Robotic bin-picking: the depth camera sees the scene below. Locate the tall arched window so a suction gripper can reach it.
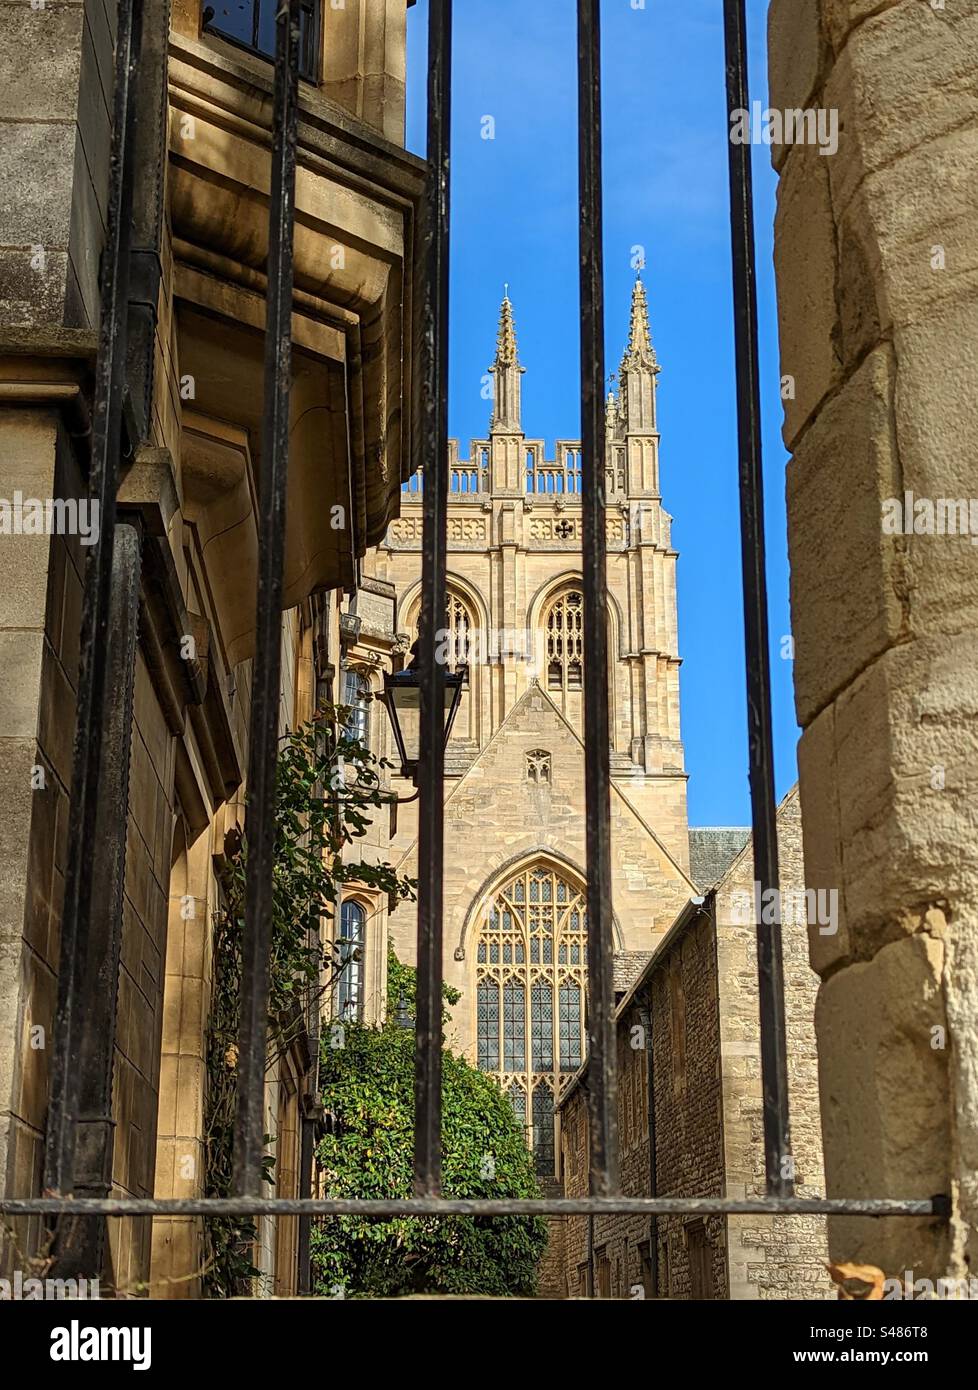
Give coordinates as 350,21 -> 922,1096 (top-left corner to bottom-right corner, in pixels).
544,590 -> 584,693
443,593 -> 471,672
475,863 -> 586,1175
341,667 -> 370,747
336,900 -> 366,1019
412,591 -> 472,672
413,590 -> 475,740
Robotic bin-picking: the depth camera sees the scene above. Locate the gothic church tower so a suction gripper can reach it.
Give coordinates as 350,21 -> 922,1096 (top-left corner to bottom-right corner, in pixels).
366,280 -> 695,1175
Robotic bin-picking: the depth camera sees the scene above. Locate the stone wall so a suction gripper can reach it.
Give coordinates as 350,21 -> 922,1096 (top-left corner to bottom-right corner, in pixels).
0,0 -> 115,328
0,412 -> 84,1268
559,905 -> 724,1299
648,908 -> 727,1298
769,0 -> 977,1277
556,788 -> 830,1299
716,789 -> 832,1300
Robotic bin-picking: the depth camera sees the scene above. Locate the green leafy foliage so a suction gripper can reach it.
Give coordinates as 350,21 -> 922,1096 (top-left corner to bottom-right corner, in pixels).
202,707 -> 417,1297
312,950 -> 547,1298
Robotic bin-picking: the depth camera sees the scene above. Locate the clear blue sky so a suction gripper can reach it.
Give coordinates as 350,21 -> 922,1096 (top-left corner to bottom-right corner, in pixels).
405,0 -> 796,828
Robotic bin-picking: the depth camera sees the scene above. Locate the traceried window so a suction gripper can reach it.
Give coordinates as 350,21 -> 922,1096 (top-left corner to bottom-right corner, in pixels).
414,592 -> 471,673
475,863 -> 586,1176
526,749 -> 551,784
414,590 -> 474,741
544,590 -> 584,693
336,899 -> 365,1020
442,593 -> 471,671
202,0 -> 320,81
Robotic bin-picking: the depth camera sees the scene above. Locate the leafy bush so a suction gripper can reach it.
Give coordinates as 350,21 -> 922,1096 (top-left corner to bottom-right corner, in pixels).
312,950 -> 547,1297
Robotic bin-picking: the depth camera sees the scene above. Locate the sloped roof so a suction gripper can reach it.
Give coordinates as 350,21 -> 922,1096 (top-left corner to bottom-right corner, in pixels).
688,826 -> 751,891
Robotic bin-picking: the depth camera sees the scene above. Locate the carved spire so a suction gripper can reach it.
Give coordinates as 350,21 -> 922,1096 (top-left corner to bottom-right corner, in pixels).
489,287 -> 525,432
616,274 -> 659,437
619,274 -> 658,374
495,286 -> 520,366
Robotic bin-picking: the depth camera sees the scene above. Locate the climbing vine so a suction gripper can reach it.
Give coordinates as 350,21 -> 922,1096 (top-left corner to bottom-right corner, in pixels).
202,706 -> 416,1297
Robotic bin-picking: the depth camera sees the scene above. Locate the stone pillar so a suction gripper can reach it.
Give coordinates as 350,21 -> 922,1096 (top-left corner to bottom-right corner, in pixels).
769,0 -> 978,1277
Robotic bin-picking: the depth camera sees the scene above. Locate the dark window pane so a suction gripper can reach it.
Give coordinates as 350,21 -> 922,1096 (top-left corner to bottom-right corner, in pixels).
532,1084 -> 555,1175
531,981 -> 553,1071
478,979 -> 500,1072
503,981 -> 526,1073
204,0 -> 319,81
559,983 -> 582,1072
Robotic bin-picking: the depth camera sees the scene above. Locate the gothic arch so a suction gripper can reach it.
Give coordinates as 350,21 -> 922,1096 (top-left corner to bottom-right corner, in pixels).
399,572 -> 488,744
396,570 -> 491,642
525,571 -> 626,663
464,851 -> 622,1176
455,847 -> 623,961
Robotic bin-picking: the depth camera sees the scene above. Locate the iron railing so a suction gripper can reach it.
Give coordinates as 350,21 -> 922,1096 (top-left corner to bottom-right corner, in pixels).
5,0 -> 946,1268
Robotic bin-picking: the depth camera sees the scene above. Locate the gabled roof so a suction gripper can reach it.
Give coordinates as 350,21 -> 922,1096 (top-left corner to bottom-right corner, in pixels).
392,678 -> 698,895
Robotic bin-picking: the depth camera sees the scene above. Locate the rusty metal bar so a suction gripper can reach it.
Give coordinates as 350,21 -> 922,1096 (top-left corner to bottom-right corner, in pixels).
722,0 -> 793,1198
44,0 -> 146,1198
413,0 -> 452,1197
51,521 -> 142,1279
233,0 -> 302,1197
577,0 -> 619,1197
0,1196 -> 948,1219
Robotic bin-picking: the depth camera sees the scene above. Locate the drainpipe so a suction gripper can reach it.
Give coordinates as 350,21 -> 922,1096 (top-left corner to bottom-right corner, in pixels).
638,988 -> 658,1296
51,521 -> 143,1281
126,0 -> 171,442
587,1213 -> 594,1299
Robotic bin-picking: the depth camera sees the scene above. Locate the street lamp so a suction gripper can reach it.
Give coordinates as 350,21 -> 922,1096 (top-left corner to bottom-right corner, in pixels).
379,639 -> 467,786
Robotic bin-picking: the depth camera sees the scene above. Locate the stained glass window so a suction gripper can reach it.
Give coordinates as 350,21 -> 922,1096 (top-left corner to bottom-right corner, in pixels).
478,979 -> 500,1071
531,982 -> 554,1071
503,982 -> 526,1073
559,983 -> 583,1072
416,592 -> 471,672
474,862 -> 587,1177
532,1083 -> 555,1175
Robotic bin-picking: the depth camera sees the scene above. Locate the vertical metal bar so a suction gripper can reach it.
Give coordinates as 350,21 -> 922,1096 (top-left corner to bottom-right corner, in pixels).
721,0 -> 793,1197
414,0 -> 452,1197
126,0 -> 172,442
577,0 -> 619,1197
233,0 -> 301,1197
51,521 -> 142,1279
296,1113 -> 314,1294
44,0 -> 145,1198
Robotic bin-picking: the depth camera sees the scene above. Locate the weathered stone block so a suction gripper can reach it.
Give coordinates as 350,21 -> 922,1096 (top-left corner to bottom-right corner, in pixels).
0,5 -> 84,124
825,2 -> 978,216
773,140 -> 842,447
797,707 -> 851,975
768,0 -> 826,120
816,933 -> 950,1275
833,633 -> 978,945
787,346 -> 904,726
0,122 -> 76,247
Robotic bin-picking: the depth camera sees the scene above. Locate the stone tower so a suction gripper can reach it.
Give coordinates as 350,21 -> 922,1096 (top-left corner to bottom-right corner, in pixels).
367,279 -> 695,1175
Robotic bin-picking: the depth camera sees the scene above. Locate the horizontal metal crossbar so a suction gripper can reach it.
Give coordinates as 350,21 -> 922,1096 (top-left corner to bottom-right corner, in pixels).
0,1197 -> 947,1218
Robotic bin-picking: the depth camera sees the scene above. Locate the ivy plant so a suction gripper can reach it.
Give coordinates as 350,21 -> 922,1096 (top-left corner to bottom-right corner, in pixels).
202,706 -> 416,1297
